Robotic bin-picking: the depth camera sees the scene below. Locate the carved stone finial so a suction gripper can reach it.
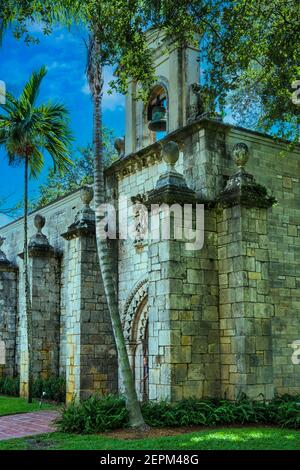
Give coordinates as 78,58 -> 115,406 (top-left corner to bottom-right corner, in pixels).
34,214 -> 46,233
219,142 -> 276,209
232,142 -> 250,169
80,185 -> 93,208
162,141 -> 179,169
61,186 -> 95,240
146,140 -> 196,206
0,236 -> 9,264
114,137 -> 125,158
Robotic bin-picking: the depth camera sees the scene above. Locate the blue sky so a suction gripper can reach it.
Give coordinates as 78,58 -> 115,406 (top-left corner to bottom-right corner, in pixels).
0,24 -> 125,226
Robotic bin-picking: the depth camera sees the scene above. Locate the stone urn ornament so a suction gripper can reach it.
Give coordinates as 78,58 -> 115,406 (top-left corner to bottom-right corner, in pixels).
162,141 -> 180,169
80,185 -> 94,208
67,185 -> 95,231
29,214 -> 49,248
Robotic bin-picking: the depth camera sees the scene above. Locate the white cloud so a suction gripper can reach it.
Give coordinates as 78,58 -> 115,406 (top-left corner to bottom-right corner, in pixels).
27,21 -> 45,33
81,81 -> 90,95
0,213 -> 14,228
47,61 -> 69,71
81,67 -> 125,111
55,33 -> 65,42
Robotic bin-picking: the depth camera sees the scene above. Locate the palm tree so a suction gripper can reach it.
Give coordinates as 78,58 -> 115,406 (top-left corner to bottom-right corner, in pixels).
86,33 -> 147,430
0,66 -> 72,402
1,5 -> 147,428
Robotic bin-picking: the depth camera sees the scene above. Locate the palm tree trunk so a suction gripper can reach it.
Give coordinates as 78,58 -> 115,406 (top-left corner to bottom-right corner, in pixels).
24,154 -> 33,403
91,44 -> 146,429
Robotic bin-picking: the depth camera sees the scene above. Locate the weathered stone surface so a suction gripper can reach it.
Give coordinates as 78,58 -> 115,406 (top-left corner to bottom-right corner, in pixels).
0,43 -> 300,402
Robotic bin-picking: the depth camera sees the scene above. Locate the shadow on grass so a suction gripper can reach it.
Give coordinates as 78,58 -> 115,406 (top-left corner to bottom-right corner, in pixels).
1,427 -> 299,451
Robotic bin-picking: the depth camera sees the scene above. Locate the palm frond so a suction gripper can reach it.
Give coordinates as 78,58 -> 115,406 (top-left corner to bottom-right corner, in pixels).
29,147 -> 44,179
0,66 -> 73,179
0,92 -> 19,116
19,66 -> 47,109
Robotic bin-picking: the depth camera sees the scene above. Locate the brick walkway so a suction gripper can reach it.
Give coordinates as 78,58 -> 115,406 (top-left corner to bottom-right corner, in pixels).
0,410 -> 59,441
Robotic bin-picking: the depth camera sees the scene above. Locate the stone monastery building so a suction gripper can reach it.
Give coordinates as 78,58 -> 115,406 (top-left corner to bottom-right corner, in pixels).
0,31 -> 300,403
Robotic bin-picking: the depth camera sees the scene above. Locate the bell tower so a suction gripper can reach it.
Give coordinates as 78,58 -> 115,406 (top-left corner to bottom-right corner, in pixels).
125,29 -> 200,156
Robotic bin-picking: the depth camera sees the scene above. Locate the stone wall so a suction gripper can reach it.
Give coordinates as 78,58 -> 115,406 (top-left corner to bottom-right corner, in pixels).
0,265 -> 18,377
225,127 -> 300,396
147,209 -> 220,401
0,118 -> 299,401
117,156 -> 183,320
29,251 -> 60,379
217,206 -> 274,399
0,190 -> 83,381
64,233 -> 118,402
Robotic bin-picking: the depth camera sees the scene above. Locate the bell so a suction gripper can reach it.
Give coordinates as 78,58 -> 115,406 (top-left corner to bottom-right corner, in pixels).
148,104 -> 167,132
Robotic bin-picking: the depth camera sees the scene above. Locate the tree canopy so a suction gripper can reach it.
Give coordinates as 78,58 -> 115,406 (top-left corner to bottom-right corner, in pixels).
0,0 -> 299,142
31,131 -> 116,210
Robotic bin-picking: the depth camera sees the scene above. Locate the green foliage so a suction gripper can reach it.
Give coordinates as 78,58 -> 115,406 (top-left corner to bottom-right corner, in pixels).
32,376 -> 66,403
0,375 -> 65,402
0,65 -> 73,177
0,1 -> 157,97
57,395 -> 129,433
58,394 -> 300,434
0,376 -> 19,396
30,135 -> 117,210
1,1 -> 299,142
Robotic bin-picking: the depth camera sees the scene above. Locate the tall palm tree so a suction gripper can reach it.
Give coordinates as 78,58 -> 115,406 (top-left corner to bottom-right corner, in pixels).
0,66 -> 72,402
86,33 -> 146,429
0,4 -> 147,428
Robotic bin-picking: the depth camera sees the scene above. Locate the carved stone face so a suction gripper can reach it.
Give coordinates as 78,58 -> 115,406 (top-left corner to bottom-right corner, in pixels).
0,236 -> 5,248
114,137 -> 125,156
232,142 -> 250,168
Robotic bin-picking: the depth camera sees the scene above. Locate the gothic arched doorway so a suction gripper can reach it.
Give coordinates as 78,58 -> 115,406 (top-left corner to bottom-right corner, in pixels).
131,298 -> 149,401
122,278 -> 149,401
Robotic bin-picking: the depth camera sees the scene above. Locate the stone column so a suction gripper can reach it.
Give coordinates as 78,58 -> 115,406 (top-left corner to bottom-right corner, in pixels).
218,143 -> 275,400
147,141 -> 220,401
61,186 -> 117,402
19,215 -> 60,397
0,237 -> 18,377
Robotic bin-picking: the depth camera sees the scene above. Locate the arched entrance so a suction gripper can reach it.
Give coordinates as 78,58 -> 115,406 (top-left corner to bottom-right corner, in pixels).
131,298 -> 149,401
122,278 -> 149,401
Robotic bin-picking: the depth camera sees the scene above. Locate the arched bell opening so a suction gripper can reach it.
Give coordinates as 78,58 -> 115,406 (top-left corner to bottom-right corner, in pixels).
146,84 -> 168,144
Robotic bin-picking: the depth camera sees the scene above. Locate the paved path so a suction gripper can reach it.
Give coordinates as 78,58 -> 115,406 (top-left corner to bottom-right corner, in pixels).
0,410 -> 59,441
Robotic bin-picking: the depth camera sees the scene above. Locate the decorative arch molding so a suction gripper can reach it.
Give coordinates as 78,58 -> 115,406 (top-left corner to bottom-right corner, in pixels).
122,277 -> 148,342
154,75 -> 170,97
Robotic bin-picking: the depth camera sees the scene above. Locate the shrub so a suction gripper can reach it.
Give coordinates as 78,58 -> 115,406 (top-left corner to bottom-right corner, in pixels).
32,376 -> 66,402
57,394 -> 300,434
57,395 -> 129,433
0,375 -> 66,402
0,376 -> 19,396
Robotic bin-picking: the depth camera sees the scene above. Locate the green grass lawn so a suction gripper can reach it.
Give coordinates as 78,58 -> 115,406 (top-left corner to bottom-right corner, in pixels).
0,395 -> 58,416
0,427 -> 300,450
